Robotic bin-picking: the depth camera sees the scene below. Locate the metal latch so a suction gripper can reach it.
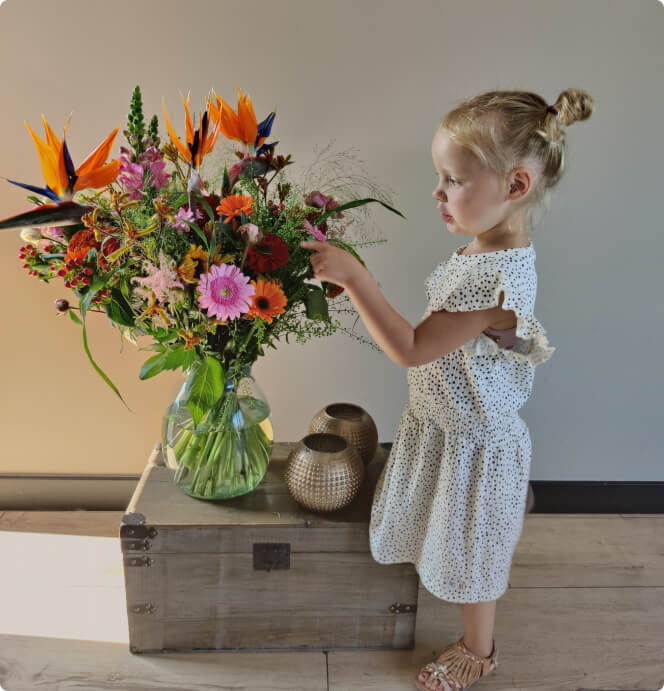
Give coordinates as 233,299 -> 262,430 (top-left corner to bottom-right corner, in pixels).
389,602 -> 417,614
124,555 -> 154,567
253,543 -> 290,571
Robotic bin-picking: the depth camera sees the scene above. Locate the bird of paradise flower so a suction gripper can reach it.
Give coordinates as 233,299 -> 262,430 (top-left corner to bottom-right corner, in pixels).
0,113 -> 121,230
163,85 -> 279,203
162,90 -> 224,201
208,85 -> 278,158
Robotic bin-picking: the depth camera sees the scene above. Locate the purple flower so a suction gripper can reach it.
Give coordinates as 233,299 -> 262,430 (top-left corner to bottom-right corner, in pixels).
305,190 -> 344,218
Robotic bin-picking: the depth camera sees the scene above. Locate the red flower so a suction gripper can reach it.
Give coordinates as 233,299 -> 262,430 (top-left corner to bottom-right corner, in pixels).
246,233 -> 289,273
326,284 -> 345,298
98,236 -> 123,271
304,210 -> 329,235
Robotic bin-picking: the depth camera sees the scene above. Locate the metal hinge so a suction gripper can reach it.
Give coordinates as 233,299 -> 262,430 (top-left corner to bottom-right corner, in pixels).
130,603 -> 156,615
389,602 -> 417,614
120,517 -> 158,552
120,522 -> 158,540
123,555 -> 154,567
122,538 -> 153,551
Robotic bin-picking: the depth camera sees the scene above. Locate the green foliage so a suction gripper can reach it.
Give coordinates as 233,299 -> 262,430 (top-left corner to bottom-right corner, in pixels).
126,85 -> 146,159
147,115 -> 160,147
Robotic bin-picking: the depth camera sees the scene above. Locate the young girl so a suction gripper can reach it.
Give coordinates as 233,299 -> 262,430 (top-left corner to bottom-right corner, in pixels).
300,87 -> 593,690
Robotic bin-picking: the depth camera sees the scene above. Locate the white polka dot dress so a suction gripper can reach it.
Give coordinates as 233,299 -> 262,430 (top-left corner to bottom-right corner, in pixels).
369,240 -> 555,603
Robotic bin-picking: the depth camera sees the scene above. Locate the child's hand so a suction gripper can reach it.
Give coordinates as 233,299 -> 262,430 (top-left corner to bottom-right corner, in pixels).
299,240 -> 363,288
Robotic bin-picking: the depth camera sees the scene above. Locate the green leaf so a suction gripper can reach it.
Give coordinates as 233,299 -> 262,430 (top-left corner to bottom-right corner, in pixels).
178,218 -> 209,250
68,310 -> 83,326
199,196 -> 216,223
81,315 -> 132,411
312,197 -> 406,228
104,289 -> 135,327
185,355 -> 224,427
181,347 -> 197,371
80,276 -> 105,320
163,345 -> 186,370
139,351 -> 168,380
305,285 -> 329,321
0,200 -> 93,231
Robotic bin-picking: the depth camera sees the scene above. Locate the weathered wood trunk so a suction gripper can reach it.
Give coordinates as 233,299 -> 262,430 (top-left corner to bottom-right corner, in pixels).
121,442 -> 419,654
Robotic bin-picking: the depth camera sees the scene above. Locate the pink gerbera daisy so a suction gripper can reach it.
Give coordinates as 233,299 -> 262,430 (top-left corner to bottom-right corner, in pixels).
197,263 -> 256,321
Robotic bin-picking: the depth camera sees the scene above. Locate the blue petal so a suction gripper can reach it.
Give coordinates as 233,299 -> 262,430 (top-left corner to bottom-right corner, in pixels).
257,112 -> 276,138
255,140 -> 278,157
62,139 -> 78,193
5,178 -> 60,201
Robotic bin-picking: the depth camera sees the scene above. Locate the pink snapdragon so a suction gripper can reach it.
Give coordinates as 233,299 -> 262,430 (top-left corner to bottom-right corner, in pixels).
138,145 -> 171,190
118,146 -> 145,200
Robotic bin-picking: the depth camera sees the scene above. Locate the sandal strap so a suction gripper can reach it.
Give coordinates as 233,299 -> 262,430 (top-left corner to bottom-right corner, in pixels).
430,637 -> 497,687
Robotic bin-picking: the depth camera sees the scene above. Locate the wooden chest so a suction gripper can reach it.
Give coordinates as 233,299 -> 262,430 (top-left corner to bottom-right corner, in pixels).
120,441 -> 419,654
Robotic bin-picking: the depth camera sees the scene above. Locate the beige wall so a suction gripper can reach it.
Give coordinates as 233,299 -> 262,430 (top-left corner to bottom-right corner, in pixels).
0,0 -> 661,479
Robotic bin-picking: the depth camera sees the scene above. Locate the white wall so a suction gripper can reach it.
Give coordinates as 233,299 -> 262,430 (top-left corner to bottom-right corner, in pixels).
0,0 -> 661,479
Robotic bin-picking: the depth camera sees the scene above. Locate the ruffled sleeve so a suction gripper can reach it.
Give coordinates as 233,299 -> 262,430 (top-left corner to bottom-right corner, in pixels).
424,254 -> 555,366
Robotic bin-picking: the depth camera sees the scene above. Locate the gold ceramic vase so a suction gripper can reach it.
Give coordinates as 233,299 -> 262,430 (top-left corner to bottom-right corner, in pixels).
284,433 -> 365,512
308,403 -> 378,466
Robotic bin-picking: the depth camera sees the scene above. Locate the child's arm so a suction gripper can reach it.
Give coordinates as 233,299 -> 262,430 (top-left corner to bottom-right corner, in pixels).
407,297 -> 510,366
346,270 -> 509,368
301,239 -> 508,368
344,269 -> 416,368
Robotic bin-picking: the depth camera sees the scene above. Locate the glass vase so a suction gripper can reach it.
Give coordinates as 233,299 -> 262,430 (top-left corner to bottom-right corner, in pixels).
161,361 -> 274,499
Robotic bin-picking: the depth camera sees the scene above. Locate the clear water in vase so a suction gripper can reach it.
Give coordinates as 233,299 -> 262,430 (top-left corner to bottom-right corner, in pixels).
162,362 -> 273,500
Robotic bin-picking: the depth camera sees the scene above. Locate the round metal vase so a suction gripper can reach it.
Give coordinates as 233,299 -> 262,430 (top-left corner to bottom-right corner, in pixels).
308,403 -> 378,466
284,433 -> 365,512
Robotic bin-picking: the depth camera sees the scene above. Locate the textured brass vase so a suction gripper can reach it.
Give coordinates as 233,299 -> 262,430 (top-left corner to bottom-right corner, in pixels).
284,433 -> 365,512
308,403 -> 378,466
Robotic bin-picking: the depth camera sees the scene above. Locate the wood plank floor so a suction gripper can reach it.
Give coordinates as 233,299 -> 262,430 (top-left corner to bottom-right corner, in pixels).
0,511 -> 662,690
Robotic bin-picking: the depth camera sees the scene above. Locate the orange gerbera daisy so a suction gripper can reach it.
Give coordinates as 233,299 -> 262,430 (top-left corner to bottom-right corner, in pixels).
216,194 -> 254,231
245,278 -> 287,324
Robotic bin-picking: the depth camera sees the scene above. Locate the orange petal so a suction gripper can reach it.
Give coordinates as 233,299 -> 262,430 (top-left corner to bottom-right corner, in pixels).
74,159 -> 120,191
181,90 -> 194,150
217,95 -> 242,141
236,85 -> 258,145
75,126 -> 120,178
204,96 -> 223,156
163,98 -> 191,163
24,118 -> 62,196
41,113 -> 61,152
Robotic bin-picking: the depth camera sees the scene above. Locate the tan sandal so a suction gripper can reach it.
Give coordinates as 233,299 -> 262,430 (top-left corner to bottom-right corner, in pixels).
414,636 -> 498,690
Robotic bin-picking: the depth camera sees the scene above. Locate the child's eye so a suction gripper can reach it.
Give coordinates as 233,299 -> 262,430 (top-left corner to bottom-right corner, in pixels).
436,175 -> 459,185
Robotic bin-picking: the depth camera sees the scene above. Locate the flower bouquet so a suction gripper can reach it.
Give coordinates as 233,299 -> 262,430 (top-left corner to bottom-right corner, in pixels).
0,84 -> 405,499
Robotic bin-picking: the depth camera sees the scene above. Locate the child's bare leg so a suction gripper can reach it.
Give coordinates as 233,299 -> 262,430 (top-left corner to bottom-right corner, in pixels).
460,600 -> 496,658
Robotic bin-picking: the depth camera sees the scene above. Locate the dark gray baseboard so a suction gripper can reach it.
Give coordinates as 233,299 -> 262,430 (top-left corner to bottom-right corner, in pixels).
1,441 -> 662,512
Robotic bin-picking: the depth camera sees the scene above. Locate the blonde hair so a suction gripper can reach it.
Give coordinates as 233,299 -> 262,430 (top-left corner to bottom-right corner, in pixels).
438,88 -> 594,235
